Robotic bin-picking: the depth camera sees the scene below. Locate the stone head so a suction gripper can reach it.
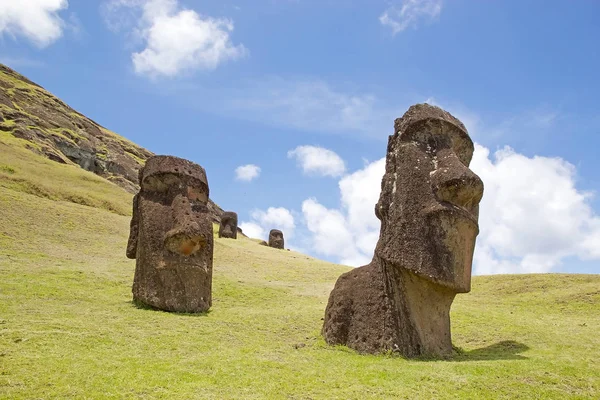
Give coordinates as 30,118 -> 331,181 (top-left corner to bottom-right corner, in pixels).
135,155 -> 209,257
219,211 -> 238,239
126,155 -> 213,312
374,104 -> 484,293
268,229 -> 284,249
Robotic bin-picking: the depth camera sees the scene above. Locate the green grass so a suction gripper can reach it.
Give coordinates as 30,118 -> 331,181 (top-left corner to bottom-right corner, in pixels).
0,119 -> 16,131
0,134 -> 131,215
48,127 -> 84,145
0,138 -> 599,399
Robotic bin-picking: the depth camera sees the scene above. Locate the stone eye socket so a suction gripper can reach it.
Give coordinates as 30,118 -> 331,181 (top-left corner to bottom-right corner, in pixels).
402,130 -> 473,166
401,130 -> 444,154
142,173 -> 181,192
187,185 -> 208,204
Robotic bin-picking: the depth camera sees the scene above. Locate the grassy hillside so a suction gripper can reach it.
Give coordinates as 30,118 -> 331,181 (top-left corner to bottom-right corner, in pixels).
0,64 -> 152,193
1,134 -> 599,399
0,64 -> 225,221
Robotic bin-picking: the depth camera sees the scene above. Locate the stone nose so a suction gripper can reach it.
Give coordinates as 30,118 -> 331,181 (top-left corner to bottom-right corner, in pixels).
165,194 -> 206,256
430,150 -> 484,211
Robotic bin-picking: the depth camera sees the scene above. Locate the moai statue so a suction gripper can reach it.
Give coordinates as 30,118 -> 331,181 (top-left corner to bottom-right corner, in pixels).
218,212 -> 238,239
322,104 -> 484,358
126,155 -> 213,313
268,229 -> 284,249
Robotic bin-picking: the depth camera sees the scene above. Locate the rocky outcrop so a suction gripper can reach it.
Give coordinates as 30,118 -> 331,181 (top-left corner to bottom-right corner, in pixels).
0,64 -> 223,221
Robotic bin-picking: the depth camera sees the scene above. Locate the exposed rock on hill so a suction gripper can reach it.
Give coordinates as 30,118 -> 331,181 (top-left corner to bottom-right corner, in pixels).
0,64 -> 223,221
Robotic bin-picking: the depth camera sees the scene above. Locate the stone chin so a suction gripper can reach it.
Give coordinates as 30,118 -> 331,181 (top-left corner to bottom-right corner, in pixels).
374,202 -> 479,294
425,207 -> 479,293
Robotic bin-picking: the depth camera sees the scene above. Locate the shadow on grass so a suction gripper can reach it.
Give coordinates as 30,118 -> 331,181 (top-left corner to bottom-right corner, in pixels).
449,340 -> 530,361
129,300 -> 212,317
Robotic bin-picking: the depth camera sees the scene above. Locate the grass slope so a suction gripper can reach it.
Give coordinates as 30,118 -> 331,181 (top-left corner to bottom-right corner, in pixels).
1,136 -> 599,399
0,64 -> 151,183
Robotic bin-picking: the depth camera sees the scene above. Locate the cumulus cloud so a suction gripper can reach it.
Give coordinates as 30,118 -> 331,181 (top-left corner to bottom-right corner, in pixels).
238,222 -> 264,240
251,207 -> 296,238
103,0 -> 247,77
288,145 -> 346,177
380,0 -> 442,35
470,144 -> 600,274
297,144 -> 600,274
235,164 -> 261,182
302,198 -> 372,267
300,159 -> 385,267
240,207 -> 296,241
0,0 -> 69,47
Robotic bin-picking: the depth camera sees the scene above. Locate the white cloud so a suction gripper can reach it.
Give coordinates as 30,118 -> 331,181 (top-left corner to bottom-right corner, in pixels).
302,198 -> 372,267
380,0 -> 442,35
238,222 -> 264,240
240,207 -> 296,242
235,164 -> 261,182
0,0 -> 69,47
288,145 -> 346,177
251,207 -> 296,238
470,144 -> 600,274
296,143 -> 600,274
103,0 -> 247,77
339,158 -> 386,254
300,158 -> 384,267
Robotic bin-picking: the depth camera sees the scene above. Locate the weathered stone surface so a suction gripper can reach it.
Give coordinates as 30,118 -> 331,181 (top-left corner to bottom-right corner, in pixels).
322,103 -> 484,358
268,229 -> 284,249
0,63 -> 225,222
127,155 -> 213,313
218,211 -> 238,239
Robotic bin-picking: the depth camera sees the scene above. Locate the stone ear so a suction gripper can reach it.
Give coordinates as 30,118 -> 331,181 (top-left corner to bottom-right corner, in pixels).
126,194 -> 139,259
375,202 -> 382,220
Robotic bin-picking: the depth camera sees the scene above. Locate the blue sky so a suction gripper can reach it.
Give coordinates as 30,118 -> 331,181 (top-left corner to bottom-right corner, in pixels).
1,0 -> 599,274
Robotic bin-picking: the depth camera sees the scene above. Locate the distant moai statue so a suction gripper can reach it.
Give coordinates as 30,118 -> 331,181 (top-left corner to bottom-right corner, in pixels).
322,104 -> 484,358
126,155 -> 213,313
218,212 -> 238,239
268,229 -> 284,249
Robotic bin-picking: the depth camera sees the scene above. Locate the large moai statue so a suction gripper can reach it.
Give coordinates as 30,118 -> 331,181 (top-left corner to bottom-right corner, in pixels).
126,155 -> 214,313
322,104 -> 484,358
218,211 -> 238,239
268,229 -> 284,249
